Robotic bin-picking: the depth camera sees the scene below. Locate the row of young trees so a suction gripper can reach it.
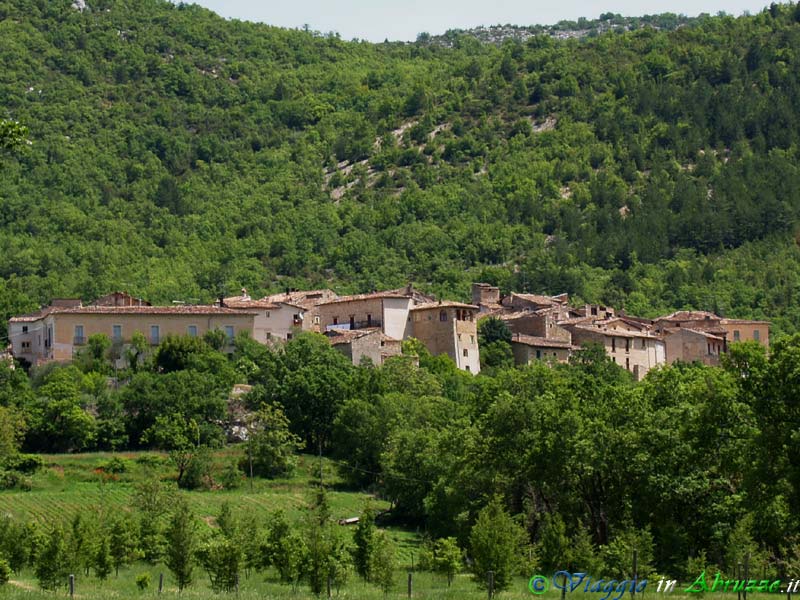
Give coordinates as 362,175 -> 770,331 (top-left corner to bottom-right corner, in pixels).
0,476 -> 557,595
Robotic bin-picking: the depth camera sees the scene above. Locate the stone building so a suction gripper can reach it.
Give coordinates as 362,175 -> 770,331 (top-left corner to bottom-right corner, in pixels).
324,328 -> 402,366
409,301 -> 481,373
510,333 -> 573,364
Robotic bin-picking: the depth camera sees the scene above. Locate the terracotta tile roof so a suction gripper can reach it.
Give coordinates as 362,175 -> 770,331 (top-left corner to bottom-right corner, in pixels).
410,301 -> 479,311
322,291 -> 412,305
511,334 -> 572,348
657,310 -> 721,322
12,305 -> 256,320
570,323 -> 662,339
324,327 -> 399,345
223,296 -> 280,309
264,289 -> 337,309
9,308 -> 56,323
507,292 -> 566,305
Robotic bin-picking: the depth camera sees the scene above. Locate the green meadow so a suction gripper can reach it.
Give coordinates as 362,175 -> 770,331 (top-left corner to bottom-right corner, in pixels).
1,451 -> 792,599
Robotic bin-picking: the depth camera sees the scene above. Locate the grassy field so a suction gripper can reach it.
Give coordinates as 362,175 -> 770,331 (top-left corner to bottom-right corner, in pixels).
4,569 -> 792,600
2,451 -> 789,598
0,450 -> 385,526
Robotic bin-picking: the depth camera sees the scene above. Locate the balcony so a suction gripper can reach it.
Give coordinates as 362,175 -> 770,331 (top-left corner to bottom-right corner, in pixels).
73,336 -> 86,345
328,319 -> 382,331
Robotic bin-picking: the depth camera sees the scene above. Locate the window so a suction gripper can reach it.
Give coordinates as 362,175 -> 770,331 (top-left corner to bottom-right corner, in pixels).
625,338 -> 630,353
465,365 -> 470,372
463,348 -> 468,357
224,326 -> 235,342
591,307 -> 597,316
150,325 -> 160,345
314,316 -> 320,324
471,335 -> 475,344
733,330 -> 740,341
641,339 -> 646,349
367,314 -> 372,326
707,343 -> 712,355
21,341 -> 30,350
74,325 -> 85,345
439,310 -> 448,322
754,329 -> 760,341
187,325 -> 198,338
266,332 -> 272,340
349,316 -> 355,329
286,333 -> 292,340
265,311 -> 270,318
626,358 -> 630,371
611,337 -> 616,352
536,350 -> 541,359
333,317 -> 338,325
112,325 -> 122,341
22,326 -> 28,333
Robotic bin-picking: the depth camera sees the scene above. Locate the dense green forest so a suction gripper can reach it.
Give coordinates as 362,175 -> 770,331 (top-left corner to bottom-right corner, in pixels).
2,0 -> 800,341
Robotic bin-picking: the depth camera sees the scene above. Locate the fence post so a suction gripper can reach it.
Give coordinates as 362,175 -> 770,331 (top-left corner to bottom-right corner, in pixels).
737,563 -> 743,600
562,572 -> 568,600
632,549 -> 638,599
408,572 -> 413,598
69,574 -> 74,598
488,571 -> 495,599
158,572 -> 164,595
744,554 -> 750,600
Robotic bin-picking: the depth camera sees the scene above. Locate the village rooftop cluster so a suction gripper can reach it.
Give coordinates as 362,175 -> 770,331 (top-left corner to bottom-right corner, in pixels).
7,284 -> 769,379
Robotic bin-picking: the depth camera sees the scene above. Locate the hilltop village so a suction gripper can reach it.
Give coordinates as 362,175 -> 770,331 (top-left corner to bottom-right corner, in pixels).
7,284 -> 769,380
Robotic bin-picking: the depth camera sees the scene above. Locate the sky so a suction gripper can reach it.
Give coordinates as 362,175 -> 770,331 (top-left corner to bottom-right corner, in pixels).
190,0 -> 772,42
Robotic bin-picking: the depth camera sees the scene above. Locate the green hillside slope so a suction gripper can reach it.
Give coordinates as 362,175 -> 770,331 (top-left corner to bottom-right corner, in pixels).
2,0 -> 800,336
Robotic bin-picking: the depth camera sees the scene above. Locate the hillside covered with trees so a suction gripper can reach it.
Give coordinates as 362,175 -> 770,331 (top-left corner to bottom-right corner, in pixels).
2,0 -> 800,339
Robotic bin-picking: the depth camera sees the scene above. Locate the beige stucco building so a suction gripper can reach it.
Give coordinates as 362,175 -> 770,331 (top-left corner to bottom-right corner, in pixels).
223,291 -> 311,343
563,317 -> 666,380
720,318 -> 769,348
9,295 -> 256,366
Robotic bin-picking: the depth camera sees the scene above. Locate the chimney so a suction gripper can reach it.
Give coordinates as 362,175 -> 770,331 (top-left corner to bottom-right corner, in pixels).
472,282 -> 500,307
218,295 -> 225,307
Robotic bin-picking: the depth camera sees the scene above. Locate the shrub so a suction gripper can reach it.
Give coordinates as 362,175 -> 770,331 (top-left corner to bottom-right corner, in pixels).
0,558 -> 11,585
102,457 -> 129,474
220,460 -> 243,490
135,572 -> 151,591
4,454 -> 43,473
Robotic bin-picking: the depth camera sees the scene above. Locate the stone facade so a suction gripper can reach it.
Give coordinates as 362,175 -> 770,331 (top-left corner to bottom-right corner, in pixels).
662,328 -> 725,366
325,328 -> 402,366
510,333 -> 572,364
409,302 -> 481,373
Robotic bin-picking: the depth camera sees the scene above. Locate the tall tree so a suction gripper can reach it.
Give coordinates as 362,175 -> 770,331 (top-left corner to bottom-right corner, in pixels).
164,498 -> 196,592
